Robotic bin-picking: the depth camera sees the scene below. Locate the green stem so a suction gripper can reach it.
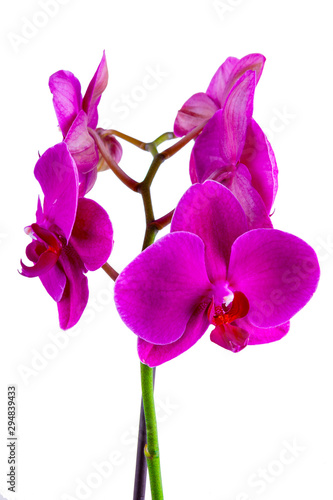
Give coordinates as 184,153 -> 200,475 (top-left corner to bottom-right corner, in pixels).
140,363 -> 164,500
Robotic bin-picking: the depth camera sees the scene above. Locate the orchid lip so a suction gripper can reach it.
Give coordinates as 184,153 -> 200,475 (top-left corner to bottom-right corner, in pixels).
20,224 -> 63,278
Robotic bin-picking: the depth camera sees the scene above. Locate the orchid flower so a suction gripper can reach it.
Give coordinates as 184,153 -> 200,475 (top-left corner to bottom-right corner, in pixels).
174,53 -> 265,137
191,70 -> 277,229
20,142 -> 113,329
114,181 -> 319,367
49,51 -> 122,196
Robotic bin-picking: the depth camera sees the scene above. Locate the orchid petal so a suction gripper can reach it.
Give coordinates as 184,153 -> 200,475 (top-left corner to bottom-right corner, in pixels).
78,168 -> 98,197
235,317 -> 290,345
65,111 -> 99,174
241,119 -> 278,212
206,56 -> 239,105
229,164 -> 273,229
49,70 -> 82,137
208,54 -> 265,107
171,181 -> 248,282
34,143 -> 78,241
192,71 -> 255,182
174,92 -> 218,137
138,303 -> 210,367
57,246 -> 88,330
82,51 -> 108,129
70,198 -> 113,271
114,232 -> 212,345
228,229 -> 320,328
219,70 -> 256,164
210,323 -> 249,353
20,250 -> 59,278
23,237 -> 66,301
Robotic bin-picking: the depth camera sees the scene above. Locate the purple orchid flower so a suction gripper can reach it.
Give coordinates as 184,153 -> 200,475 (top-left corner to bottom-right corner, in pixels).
174,53 -> 265,137
49,51 -> 122,196
191,70 -> 278,229
114,181 -> 319,367
20,142 -> 113,329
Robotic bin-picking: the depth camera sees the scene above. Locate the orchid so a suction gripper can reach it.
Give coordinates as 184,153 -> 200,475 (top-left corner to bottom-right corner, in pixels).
114,181 -> 319,367
174,52 -> 265,137
190,70 -> 278,229
49,51 -> 122,196
20,142 -> 113,329
18,50 -> 322,500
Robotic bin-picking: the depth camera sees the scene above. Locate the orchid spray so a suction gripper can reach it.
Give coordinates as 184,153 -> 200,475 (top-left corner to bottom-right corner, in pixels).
20,52 -> 320,499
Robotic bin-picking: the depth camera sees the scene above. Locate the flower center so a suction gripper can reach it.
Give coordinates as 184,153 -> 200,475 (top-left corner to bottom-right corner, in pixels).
209,291 -> 249,326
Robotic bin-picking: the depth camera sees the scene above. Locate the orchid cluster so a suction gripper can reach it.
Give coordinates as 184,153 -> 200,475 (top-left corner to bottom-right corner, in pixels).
20,52 -> 320,499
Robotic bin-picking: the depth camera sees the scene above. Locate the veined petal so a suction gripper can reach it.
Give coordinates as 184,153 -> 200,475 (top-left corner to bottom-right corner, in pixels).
78,168 -> 98,197
57,245 -> 88,329
65,111 -> 99,174
208,53 -> 265,107
22,236 -> 66,301
82,51 -> 108,129
70,198 -> 113,271
219,70 -> 255,164
241,119 -> 278,213
228,229 -> 320,328
171,181 -> 248,282
34,143 -> 79,241
138,303 -> 210,367
49,70 -> 82,137
206,56 -> 239,105
20,250 -> 59,278
192,109 -> 229,183
174,92 -> 218,137
210,323 -> 249,353
229,164 -> 273,229
235,317 -> 290,345
114,232 -> 212,345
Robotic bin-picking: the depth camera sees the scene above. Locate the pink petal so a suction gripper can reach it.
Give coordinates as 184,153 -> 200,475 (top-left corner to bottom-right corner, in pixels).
34,143 -> 78,241
210,323 -> 249,353
114,232 -> 212,345
174,92 -> 218,137
228,229 -> 320,328
219,70 -> 256,164
192,71 -> 256,183
171,181 -> 248,282
82,51 -> 108,129
23,240 -> 66,301
70,198 -> 113,271
206,56 -> 239,105
210,53 -> 265,107
236,317 -> 290,345
138,303 -> 210,367
78,168 -> 98,197
241,119 -> 278,213
40,265 -> 67,302
229,164 -> 273,229
49,70 -> 82,137
65,111 -> 99,174
57,246 -> 88,330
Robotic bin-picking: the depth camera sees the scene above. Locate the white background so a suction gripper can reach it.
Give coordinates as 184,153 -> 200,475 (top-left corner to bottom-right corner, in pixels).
1,0 -> 332,499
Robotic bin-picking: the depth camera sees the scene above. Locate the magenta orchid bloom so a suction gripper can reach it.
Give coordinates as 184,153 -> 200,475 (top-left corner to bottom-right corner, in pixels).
114,181 -> 319,367
49,51 -> 122,196
190,70 -> 277,229
174,53 -> 265,137
20,143 -> 113,329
